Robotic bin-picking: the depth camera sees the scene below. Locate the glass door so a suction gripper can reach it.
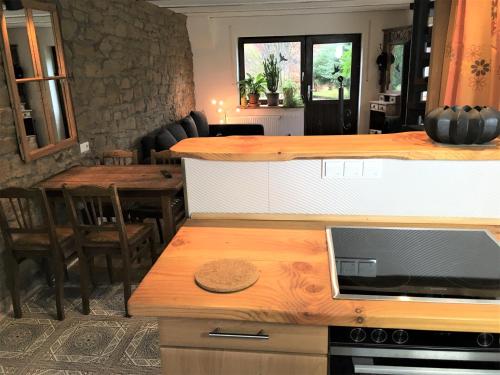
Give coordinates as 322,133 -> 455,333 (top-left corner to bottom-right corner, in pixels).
304,34 -> 361,135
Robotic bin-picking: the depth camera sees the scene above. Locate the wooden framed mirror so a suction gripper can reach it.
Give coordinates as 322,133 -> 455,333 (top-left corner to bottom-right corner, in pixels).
380,25 -> 412,125
1,0 -> 77,161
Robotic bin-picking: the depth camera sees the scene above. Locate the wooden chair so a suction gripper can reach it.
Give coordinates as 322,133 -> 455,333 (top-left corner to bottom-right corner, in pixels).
94,149 -> 139,221
62,184 -> 155,317
99,150 -> 138,165
151,149 -> 178,165
0,187 -> 75,320
128,150 -> 186,243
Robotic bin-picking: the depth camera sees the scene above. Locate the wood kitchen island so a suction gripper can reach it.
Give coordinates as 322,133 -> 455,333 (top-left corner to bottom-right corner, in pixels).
128,218 -> 500,374
129,132 -> 500,374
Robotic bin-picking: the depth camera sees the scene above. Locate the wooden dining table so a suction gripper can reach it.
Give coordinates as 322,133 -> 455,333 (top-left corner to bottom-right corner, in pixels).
37,164 -> 184,242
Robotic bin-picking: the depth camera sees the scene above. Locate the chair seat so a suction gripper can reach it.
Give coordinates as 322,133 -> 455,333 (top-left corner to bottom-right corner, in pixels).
12,227 -> 74,248
84,224 -> 152,246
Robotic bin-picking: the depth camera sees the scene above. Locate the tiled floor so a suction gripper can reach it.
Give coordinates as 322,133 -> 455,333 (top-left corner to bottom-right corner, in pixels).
0,270 -> 161,374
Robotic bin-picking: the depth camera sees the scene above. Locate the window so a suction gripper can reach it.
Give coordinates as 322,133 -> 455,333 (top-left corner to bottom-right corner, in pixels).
312,42 -> 352,100
1,0 -> 76,161
238,37 -> 303,102
238,36 -> 356,105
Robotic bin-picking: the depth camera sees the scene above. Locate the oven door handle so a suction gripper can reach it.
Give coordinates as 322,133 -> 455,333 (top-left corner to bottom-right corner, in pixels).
354,364 -> 500,375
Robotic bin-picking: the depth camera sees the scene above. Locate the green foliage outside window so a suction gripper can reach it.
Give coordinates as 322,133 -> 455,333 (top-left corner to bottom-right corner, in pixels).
312,43 -> 352,100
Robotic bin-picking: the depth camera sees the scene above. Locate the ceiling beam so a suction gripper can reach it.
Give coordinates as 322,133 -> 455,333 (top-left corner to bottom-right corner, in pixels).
148,0 -> 411,15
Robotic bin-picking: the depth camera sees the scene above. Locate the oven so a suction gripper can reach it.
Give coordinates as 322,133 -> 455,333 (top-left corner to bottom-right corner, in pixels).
330,327 -> 500,375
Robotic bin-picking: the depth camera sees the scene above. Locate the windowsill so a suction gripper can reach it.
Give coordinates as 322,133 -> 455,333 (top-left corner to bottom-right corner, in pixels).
238,104 -> 304,109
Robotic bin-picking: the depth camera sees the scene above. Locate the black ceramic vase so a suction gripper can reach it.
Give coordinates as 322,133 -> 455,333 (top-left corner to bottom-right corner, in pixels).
424,106 -> 500,145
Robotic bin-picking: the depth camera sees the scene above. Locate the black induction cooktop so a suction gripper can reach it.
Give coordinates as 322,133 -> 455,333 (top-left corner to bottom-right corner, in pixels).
326,227 -> 500,303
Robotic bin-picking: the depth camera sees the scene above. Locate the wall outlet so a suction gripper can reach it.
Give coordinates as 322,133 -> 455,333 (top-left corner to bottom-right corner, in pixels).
344,160 -> 364,178
80,142 -> 90,153
323,160 -> 344,178
363,160 -> 383,178
323,159 -> 384,179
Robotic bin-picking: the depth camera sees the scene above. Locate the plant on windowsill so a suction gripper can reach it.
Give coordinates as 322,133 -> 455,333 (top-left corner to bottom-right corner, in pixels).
282,80 -> 303,108
239,73 -> 266,108
263,54 -> 280,106
238,80 -> 248,107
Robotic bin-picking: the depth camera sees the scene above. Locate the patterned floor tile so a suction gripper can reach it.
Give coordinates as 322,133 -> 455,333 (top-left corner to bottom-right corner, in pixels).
0,263 -> 162,375
0,365 -> 17,374
120,321 -> 160,368
25,370 -> 95,375
22,285 -> 81,318
45,319 -> 129,364
0,318 -> 56,360
72,284 -> 137,317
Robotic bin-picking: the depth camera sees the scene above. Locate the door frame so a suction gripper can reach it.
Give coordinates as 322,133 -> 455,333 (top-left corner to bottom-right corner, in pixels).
237,34 -> 361,134
303,33 -> 362,135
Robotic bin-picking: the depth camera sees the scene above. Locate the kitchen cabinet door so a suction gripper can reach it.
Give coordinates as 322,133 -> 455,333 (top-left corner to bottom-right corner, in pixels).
161,347 -> 327,375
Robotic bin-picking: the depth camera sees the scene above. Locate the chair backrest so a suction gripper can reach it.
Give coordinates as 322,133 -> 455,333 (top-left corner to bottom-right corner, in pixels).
0,187 -> 57,250
62,184 -> 129,251
150,149 -> 176,165
100,150 -> 138,165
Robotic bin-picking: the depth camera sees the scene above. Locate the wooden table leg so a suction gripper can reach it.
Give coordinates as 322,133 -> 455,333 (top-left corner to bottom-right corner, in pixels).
161,194 -> 176,243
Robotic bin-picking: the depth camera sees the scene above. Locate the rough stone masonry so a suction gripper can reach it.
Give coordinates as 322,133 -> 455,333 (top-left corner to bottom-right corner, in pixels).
0,0 -> 195,312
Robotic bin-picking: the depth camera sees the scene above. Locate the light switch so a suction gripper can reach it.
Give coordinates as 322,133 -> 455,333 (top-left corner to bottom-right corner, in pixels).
363,160 -> 383,178
344,160 -> 363,178
323,160 -> 344,178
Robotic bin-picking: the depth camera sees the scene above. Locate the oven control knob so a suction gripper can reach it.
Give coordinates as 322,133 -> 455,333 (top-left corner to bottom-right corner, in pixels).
392,329 -> 409,345
370,329 -> 388,344
477,333 -> 494,348
350,328 -> 367,343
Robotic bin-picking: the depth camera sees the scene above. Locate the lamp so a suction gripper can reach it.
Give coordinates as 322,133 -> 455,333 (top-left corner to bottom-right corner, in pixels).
211,98 -> 228,124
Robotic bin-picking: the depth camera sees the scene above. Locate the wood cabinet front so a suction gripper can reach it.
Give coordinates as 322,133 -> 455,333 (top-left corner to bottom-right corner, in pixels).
161,347 -> 327,375
159,318 -> 329,374
159,318 -> 328,354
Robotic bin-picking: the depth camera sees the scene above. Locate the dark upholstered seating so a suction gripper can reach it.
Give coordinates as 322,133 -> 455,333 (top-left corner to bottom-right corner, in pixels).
139,110 -> 264,163
180,115 -> 198,137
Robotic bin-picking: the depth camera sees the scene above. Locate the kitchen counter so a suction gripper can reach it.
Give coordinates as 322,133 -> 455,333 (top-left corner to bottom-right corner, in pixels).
170,131 -> 500,161
129,218 -> 500,333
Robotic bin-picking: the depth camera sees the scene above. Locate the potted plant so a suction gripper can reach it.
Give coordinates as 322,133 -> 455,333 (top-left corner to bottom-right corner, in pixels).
263,54 -> 280,106
240,73 -> 266,108
282,80 -> 303,108
238,79 -> 248,107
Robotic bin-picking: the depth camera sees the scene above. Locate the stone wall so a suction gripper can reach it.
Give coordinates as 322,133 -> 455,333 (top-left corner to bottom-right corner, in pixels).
0,0 -> 195,312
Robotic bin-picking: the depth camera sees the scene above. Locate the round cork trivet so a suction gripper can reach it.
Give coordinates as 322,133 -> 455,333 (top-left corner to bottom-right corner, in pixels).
194,259 -> 259,293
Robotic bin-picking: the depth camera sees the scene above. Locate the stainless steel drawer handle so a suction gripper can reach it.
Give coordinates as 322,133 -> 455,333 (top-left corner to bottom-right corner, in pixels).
208,328 -> 269,340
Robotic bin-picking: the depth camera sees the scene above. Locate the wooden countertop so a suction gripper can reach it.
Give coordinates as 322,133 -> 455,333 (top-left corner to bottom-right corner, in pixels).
128,218 -> 500,333
170,132 -> 500,161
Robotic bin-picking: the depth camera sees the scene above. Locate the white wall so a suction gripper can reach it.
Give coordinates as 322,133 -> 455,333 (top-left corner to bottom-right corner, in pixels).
184,158 -> 500,219
187,9 -> 412,134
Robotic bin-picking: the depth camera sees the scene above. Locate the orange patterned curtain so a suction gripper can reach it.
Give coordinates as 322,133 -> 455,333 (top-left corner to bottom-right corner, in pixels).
441,0 -> 499,108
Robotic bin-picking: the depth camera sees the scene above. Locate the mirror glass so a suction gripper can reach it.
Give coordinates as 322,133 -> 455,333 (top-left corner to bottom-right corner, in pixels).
4,7 -> 35,78
18,81 -> 49,149
45,80 -> 70,142
32,9 -> 60,77
388,44 -> 404,92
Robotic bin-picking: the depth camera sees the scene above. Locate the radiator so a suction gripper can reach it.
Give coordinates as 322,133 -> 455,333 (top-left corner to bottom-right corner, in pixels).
229,115 -> 281,135
228,113 -> 304,136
